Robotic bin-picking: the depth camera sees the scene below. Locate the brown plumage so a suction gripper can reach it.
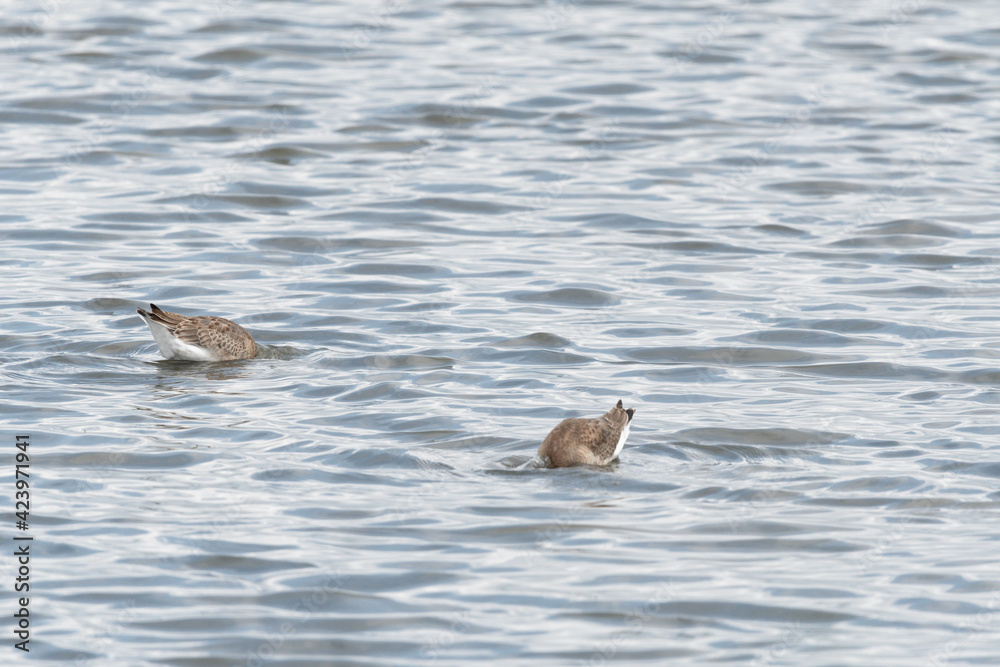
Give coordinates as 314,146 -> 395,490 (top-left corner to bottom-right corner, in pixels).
537,399 -> 636,467
136,303 -> 257,361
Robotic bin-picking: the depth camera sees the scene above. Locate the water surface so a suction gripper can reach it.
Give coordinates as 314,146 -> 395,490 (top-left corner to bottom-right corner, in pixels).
2,1 -> 1000,665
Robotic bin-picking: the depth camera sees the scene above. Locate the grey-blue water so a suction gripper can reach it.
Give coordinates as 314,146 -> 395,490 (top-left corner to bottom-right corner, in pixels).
3,1 -> 1000,665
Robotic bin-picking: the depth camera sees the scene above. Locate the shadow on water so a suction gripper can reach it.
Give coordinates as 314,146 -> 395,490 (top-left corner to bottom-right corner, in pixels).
488,454 -> 622,474
254,344 -> 307,360
143,358 -> 258,381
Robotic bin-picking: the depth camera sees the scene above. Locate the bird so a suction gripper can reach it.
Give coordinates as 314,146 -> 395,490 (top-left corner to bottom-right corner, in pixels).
136,303 -> 257,361
537,399 -> 636,467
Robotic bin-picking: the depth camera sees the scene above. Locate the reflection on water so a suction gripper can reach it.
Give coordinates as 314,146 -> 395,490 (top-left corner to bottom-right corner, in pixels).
3,0 -> 1000,665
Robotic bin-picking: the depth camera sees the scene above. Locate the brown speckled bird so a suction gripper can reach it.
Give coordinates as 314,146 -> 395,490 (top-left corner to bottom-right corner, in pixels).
136,303 -> 257,361
537,399 -> 636,467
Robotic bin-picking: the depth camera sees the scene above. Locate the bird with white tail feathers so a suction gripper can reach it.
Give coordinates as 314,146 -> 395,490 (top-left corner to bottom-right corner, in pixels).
537,399 -> 636,467
136,303 -> 257,361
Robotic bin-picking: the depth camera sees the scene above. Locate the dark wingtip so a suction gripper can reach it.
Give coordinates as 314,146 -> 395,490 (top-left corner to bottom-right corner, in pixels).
150,303 -> 161,313
626,408 -> 635,421
616,399 -> 623,409
136,306 -> 148,317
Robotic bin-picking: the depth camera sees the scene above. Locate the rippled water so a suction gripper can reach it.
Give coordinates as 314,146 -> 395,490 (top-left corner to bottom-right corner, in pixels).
3,1 -> 1000,664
